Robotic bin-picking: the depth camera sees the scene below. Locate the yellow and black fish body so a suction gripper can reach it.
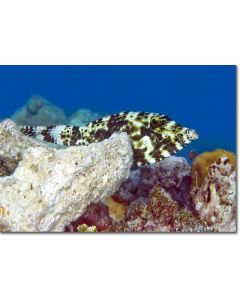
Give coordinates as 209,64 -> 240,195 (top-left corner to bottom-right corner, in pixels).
20,111 -> 198,166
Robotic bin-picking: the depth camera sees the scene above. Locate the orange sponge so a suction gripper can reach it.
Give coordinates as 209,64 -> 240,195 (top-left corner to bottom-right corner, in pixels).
191,149 -> 236,188
106,197 -> 129,222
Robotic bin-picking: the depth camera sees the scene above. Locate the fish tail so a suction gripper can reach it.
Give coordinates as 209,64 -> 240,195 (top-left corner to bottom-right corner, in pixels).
20,125 -> 72,146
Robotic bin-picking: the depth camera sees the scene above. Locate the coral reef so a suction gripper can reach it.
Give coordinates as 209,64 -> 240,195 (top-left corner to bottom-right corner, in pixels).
11,95 -> 68,126
191,149 -> 236,189
105,187 -> 212,232
108,151 -> 236,233
69,109 -> 101,126
113,156 -> 193,210
191,156 -> 236,232
65,152 -> 236,233
1,94 -> 237,233
0,119 -> 133,232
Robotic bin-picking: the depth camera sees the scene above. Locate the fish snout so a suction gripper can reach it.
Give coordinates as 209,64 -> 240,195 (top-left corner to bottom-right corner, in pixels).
188,129 -> 199,141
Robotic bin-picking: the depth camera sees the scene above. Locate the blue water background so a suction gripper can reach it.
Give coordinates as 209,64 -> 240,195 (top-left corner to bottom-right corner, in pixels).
0,66 -> 236,156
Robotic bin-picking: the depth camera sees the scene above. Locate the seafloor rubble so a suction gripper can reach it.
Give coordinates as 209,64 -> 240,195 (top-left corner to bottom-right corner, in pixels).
0,98 -> 237,233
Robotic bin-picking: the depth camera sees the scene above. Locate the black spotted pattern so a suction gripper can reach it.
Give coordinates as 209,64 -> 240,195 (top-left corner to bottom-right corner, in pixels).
42,126 -> 55,144
70,127 -> 82,146
20,111 -> 198,167
20,126 -> 36,138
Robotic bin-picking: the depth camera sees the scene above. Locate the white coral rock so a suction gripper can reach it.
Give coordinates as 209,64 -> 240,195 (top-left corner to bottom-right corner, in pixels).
0,120 -> 133,232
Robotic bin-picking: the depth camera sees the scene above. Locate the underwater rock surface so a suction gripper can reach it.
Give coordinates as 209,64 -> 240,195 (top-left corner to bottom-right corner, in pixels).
0,120 -> 133,232
113,156 -> 192,209
11,95 -> 68,126
69,108 -> 101,126
10,96 -> 101,127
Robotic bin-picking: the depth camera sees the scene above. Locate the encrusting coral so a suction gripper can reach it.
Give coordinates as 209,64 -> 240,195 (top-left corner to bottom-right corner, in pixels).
66,186 -> 211,233
105,187 -> 212,232
77,224 -> 97,232
0,119 -> 133,232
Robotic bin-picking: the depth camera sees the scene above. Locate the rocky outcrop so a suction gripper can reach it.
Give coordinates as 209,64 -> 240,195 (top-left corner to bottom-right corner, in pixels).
113,156 -> 192,210
69,109 -> 101,126
11,95 -> 68,126
0,120 -> 133,232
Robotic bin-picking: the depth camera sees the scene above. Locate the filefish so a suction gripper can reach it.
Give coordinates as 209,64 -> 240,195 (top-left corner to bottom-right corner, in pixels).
20,111 -> 198,166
